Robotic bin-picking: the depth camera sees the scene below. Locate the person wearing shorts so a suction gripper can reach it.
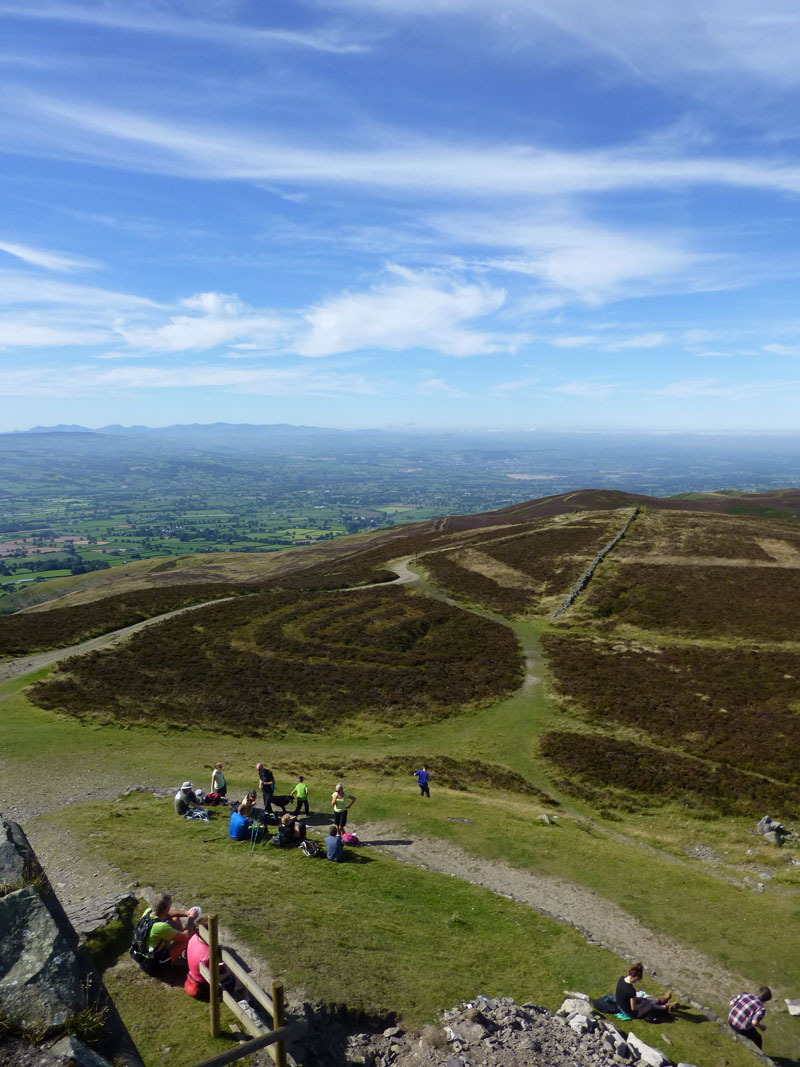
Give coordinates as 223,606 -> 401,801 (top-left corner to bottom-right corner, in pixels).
331,781 -> 356,830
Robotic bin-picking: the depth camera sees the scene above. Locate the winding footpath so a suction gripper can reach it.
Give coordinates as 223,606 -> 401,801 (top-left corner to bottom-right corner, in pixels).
0,559 -> 756,1028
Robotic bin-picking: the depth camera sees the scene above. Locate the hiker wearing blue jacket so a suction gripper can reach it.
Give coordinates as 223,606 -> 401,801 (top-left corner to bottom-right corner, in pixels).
412,764 -> 430,797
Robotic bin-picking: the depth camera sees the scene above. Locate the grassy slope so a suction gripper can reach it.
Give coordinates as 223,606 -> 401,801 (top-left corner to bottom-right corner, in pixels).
3,669 -> 794,1064
5,503 -> 800,1064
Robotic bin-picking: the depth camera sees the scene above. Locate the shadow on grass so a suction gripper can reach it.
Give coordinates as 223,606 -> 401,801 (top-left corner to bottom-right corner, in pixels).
771,1056 -> 800,1067
361,838 -> 413,846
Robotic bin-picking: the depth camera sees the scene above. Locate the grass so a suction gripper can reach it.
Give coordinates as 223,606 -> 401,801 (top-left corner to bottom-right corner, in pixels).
6,505 -> 800,1064
43,793 -> 761,1067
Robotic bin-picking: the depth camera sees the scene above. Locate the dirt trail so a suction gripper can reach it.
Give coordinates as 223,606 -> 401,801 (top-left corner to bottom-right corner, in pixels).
0,596 -> 237,685
356,821 -> 744,1013
0,556 -> 751,1028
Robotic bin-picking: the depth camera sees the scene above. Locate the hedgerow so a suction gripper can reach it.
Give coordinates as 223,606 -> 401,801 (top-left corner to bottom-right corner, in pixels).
30,587 -> 522,731
539,731 -> 800,817
541,634 -> 800,786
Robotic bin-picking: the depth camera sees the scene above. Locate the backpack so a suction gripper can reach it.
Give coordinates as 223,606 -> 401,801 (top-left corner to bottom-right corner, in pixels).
340,832 -> 360,846
130,911 -> 166,975
301,839 -> 321,857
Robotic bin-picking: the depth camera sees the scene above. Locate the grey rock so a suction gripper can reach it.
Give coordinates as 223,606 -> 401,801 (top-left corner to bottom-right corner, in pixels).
0,819 -> 32,892
627,1031 -> 671,1066
558,997 -> 594,1017
382,1026 -> 401,1038
48,1035 -> 114,1067
0,885 -> 85,1033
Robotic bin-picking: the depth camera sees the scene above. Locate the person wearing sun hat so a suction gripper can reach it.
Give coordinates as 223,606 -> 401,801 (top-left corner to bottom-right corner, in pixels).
174,781 -> 201,815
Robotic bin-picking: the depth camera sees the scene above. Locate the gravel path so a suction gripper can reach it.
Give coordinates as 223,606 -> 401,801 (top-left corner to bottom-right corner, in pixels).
1,565 -> 749,1033
356,821 -> 745,1017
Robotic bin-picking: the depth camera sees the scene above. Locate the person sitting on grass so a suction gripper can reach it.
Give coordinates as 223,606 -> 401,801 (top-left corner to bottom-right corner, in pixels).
184,916 -> 237,1000
229,802 -> 254,841
615,963 -> 674,1019
324,824 -> 344,862
174,781 -> 202,816
134,893 -> 199,972
275,812 -> 306,848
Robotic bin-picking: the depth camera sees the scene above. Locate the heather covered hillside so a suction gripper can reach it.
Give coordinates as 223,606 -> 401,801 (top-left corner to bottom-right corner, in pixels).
3,489 -> 800,1066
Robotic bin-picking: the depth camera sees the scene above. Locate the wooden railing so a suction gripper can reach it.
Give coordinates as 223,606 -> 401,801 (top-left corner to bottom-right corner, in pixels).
191,915 -> 304,1067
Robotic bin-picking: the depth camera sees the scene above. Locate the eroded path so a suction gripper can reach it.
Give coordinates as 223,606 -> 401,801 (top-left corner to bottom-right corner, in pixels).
0,596 -> 237,685
0,555 -> 756,1032
357,821 -> 744,1015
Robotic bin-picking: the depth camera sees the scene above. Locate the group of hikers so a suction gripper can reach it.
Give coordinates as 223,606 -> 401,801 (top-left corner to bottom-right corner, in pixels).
130,900 -> 775,1049
163,762 -> 777,1051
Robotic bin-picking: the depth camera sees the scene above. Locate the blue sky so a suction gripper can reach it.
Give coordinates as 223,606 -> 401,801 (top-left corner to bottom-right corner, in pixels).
4,0 -> 800,432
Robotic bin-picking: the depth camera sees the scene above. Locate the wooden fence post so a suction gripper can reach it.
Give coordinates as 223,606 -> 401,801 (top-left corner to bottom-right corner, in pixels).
208,914 -> 220,1038
271,979 -> 286,1067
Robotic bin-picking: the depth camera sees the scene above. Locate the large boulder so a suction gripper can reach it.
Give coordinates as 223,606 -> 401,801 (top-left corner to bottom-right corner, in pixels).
0,818 -> 34,892
0,884 -> 85,1032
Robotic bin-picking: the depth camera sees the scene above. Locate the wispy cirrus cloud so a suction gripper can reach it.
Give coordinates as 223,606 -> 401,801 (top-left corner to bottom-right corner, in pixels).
0,362 -> 378,398
0,2 -> 366,55
318,0 -> 800,92
0,239 -> 100,273
7,93 -> 800,199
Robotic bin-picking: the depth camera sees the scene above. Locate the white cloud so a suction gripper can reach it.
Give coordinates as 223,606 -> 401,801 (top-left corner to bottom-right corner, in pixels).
295,266 -> 509,357
0,363 -> 378,398
318,0 -> 800,91
551,335 -> 599,348
762,343 -> 800,356
0,2 -> 365,55
9,93 -> 800,200
653,377 -> 796,400
608,332 -> 666,349
415,377 -> 468,397
0,240 -> 99,273
0,321 -> 109,347
551,380 -> 618,400
490,376 -> 539,394
116,291 -> 289,353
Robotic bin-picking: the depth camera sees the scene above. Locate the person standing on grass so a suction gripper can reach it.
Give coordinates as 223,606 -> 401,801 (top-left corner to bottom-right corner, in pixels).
729,987 -> 772,1048
256,761 -> 275,819
292,775 -> 310,816
412,764 -> 430,797
210,761 -> 227,799
331,781 -> 356,831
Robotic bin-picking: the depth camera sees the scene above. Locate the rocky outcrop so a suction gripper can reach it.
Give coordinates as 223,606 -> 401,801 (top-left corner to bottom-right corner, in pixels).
296,995 -> 700,1067
0,884 -> 85,1031
0,818 -> 143,1067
